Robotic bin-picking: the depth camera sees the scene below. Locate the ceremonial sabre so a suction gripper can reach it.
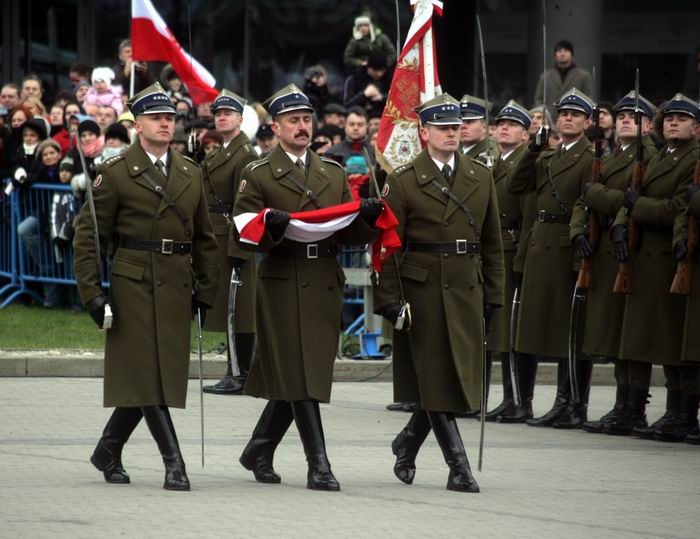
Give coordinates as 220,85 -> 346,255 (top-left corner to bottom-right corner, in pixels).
74,131 -> 112,329
227,266 -> 243,377
476,14 -> 488,471
509,287 -> 522,406
197,307 -> 205,467
541,0 -> 548,127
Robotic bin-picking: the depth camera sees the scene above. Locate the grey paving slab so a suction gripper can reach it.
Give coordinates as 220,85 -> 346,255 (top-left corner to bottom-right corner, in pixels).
0,379 -> 697,539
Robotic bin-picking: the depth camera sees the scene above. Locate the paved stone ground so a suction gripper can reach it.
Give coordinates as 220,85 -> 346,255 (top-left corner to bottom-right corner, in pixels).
0,379 -> 697,538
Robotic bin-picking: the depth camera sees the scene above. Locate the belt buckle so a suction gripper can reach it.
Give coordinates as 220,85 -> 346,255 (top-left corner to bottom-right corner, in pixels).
161,239 -> 174,255
456,239 -> 467,255
537,210 -> 546,223
307,244 -> 319,259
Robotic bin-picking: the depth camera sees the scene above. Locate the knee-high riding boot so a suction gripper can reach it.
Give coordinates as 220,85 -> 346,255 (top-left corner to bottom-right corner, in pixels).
427,411 -> 479,493
142,406 -> 190,491
239,400 -> 294,483
91,407 -> 143,483
391,408 -> 431,484
292,400 -> 340,491
527,358 -> 570,427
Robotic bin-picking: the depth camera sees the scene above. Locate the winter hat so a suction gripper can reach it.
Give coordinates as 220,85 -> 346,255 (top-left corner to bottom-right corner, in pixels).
91,67 -> 116,85
36,139 -> 62,158
23,118 -> 48,140
60,155 -> 74,172
78,119 -> 101,137
105,122 -> 130,144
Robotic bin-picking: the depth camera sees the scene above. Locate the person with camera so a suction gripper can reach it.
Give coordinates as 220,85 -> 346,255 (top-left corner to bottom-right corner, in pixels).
302,64 -> 340,115
234,84 -> 381,491
373,94 -> 504,493
73,82 -> 219,491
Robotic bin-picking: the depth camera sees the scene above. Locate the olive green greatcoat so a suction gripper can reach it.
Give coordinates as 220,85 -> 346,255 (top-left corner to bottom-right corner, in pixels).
463,138 -> 499,169
615,138 -> 699,365
506,137 -> 593,358
486,144 -> 528,353
674,189 -> 700,363
373,150 -> 505,413
234,146 -> 376,402
569,137 -> 658,358
73,144 -> 219,408
201,133 -> 257,333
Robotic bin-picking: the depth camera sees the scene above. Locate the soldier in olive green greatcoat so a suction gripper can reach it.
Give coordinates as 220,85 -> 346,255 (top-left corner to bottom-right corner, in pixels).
481,100 -> 538,423
373,94 -> 504,493
73,83 -> 219,491
570,91 -> 658,436
200,89 -> 259,395
506,88 -> 595,430
611,94 -> 700,442
234,85 -> 381,492
458,94 -> 499,169
673,177 -> 700,444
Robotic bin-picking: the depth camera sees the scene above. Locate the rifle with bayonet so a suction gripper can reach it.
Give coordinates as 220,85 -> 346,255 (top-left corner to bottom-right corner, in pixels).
613,70 -> 644,294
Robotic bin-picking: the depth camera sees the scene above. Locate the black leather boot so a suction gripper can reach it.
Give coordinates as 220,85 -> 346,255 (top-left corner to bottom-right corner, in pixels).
203,332 -> 254,395
498,353 -> 536,423
633,389 -> 681,439
553,359 -> 593,429
582,384 -> 629,434
685,427 -> 700,445
428,411 -> 479,493
654,393 -> 700,443
90,407 -> 143,484
239,400 -> 293,483
605,386 -> 649,436
292,400 -> 340,491
527,358 -> 570,427
391,409 -> 431,484
142,406 -> 190,491
485,355 -> 515,422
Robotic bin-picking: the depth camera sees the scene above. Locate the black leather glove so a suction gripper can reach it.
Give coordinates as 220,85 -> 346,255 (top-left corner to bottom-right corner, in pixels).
513,271 -> 524,289
610,224 -> 629,262
483,303 -> 499,335
623,187 -> 641,212
528,125 -> 550,152
583,182 -> 594,196
686,183 -> 700,204
53,236 -> 70,249
265,209 -> 290,239
85,294 -> 108,329
572,234 -> 594,258
359,197 -> 384,226
377,303 -> 403,326
229,256 -> 246,268
673,240 -> 688,262
192,298 -> 210,326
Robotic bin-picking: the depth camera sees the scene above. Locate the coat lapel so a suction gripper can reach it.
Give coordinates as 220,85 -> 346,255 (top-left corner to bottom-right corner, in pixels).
160,151 -> 193,214
550,137 -> 590,177
302,152 -> 330,211
416,151 -> 449,208
444,152 -> 481,220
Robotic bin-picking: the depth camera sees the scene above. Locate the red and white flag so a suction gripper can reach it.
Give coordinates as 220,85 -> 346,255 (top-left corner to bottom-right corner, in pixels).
234,201 -> 402,272
131,0 -> 218,105
376,0 -> 443,173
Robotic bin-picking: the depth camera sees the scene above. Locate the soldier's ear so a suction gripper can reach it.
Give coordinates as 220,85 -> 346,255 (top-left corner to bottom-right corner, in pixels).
419,125 -> 429,143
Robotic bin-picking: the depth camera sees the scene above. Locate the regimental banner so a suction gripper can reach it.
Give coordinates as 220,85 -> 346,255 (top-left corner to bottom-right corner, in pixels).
376,0 -> 443,173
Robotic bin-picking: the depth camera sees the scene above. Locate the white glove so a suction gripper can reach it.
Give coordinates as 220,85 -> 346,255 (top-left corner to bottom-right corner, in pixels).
14,167 -> 27,182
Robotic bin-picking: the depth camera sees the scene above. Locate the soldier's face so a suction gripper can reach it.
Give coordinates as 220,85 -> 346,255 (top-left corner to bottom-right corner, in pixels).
663,113 -> 696,144
421,124 -> 460,153
459,118 -> 486,145
272,112 -> 313,153
496,120 -> 527,146
214,109 -> 242,135
134,113 -> 176,146
556,110 -> 589,138
615,111 -> 652,140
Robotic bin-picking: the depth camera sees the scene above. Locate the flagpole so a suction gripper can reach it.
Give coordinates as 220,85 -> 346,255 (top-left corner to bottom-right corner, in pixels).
422,27 -> 435,101
130,61 -> 135,98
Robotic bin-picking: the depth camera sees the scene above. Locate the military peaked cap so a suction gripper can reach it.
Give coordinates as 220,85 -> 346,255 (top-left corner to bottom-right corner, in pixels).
414,94 -> 462,126
212,89 -> 245,113
555,88 -> 595,116
127,82 -> 176,116
663,93 -> 700,121
263,84 -> 314,117
496,100 -> 532,130
459,94 -> 493,120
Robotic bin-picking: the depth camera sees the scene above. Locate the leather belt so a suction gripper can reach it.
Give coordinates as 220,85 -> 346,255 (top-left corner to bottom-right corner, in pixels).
208,203 -> 232,214
406,240 -> 481,255
120,238 -> 192,255
537,210 -> 570,224
500,216 -> 521,230
269,242 -> 339,259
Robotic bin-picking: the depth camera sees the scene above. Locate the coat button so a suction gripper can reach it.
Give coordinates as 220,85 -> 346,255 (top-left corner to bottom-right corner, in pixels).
156,281 -> 162,287
301,282 -> 309,288
444,283 -> 449,289
443,253 -> 448,258
443,221 -> 449,226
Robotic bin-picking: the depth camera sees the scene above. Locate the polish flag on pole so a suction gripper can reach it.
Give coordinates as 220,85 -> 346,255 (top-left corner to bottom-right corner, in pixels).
376,0 -> 443,173
131,0 -> 218,105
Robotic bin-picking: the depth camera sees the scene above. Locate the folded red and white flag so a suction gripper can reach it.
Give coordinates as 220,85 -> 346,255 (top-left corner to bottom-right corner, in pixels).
234,201 -> 401,272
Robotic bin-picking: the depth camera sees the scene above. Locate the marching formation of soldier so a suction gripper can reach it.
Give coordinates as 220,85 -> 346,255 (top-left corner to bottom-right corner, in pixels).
72,41 -> 699,495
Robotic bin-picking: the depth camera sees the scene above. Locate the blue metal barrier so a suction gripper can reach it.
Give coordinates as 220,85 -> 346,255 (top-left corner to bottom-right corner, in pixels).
0,182 -> 108,308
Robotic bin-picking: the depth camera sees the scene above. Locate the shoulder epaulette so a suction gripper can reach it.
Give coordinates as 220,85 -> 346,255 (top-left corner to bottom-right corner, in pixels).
393,163 -> 414,176
180,154 -> 199,166
101,154 -> 125,168
247,158 -> 269,172
243,143 -> 254,154
471,158 -> 490,171
320,156 -> 345,169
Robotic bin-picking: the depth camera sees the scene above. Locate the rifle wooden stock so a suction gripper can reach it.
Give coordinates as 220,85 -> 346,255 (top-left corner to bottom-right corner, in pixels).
613,160 -> 645,294
576,157 -> 602,289
670,160 -> 700,295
